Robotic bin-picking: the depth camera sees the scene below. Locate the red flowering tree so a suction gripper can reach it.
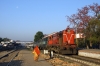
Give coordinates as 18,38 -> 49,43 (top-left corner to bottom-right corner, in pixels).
67,3 -> 100,49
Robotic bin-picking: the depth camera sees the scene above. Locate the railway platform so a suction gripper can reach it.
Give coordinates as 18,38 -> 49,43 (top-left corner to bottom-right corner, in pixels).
78,49 -> 100,59
13,49 -> 52,66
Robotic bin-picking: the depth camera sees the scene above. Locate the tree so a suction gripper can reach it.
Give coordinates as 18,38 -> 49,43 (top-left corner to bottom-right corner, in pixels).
34,31 -> 44,42
0,37 -> 3,43
86,15 -> 100,48
67,3 -> 100,49
2,38 -> 10,42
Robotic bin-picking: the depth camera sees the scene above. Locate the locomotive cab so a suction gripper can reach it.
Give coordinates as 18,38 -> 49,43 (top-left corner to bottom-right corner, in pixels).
62,28 -> 77,54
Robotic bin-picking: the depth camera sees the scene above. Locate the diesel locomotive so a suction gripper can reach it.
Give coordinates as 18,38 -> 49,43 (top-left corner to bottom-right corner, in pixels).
38,27 -> 77,54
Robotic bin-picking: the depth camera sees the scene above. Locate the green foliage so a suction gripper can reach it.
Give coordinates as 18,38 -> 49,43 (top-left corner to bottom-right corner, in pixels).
86,14 -> 100,45
78,38 -> 86,48
34,31 -> 44,42
0,37 -> 10,42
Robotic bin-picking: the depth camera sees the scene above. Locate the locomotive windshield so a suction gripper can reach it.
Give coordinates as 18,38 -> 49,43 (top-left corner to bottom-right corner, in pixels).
68,29 -> 70,32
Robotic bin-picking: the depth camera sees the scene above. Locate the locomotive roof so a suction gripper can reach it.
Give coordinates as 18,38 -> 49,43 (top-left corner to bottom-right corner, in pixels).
47,32 -> 57,36
42,32 -> 57,39
42,28 -> 75,39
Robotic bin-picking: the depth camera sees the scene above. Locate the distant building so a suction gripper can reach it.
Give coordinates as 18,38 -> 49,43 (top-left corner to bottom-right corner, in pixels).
75,33 -> 84,38
10,40 -> 13,42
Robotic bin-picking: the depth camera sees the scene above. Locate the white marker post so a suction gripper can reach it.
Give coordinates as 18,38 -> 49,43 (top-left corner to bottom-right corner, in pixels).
50,50 -> 53,59
44,50 -> 48,54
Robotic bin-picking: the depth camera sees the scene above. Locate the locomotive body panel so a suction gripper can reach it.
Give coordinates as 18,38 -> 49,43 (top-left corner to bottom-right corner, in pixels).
63,29 -> 75,45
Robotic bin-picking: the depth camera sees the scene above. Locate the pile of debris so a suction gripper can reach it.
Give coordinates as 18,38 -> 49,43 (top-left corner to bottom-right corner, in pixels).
40,53 -> 81,66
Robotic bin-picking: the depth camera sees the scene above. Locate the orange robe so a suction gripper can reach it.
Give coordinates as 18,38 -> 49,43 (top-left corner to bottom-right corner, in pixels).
32,46 -> 40,61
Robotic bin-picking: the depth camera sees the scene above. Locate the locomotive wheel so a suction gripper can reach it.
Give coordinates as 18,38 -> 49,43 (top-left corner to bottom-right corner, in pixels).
60,48 -> 73,54
54,46 -> 74,54
53,46 -> 58,53
44,45 -> 48,50
47,46 -> 52,52
55,46 -> 60,53
72,48 -> 77,54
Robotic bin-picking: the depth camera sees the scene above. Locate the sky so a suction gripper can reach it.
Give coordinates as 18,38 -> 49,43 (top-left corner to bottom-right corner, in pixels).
0,0 -> 100,41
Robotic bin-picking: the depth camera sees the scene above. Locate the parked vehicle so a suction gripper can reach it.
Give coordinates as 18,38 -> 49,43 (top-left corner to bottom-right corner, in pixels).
0,44 -> 3,51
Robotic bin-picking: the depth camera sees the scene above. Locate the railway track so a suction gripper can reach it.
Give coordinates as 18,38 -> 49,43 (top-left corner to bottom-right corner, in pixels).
0,50 -> 15,59
0,50 -> 20,66
54,53 -> 100,66
69,55 -> 100,65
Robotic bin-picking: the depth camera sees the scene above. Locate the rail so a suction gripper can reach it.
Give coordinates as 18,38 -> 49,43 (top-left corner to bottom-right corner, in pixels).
0,50 -> 15,59
6,51 -> 19,66
54,53 -> 100,66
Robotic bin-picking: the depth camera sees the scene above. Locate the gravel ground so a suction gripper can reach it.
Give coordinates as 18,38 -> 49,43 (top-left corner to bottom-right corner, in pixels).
8,49 -> 82,66
12,49 -> 52,66
40,53 -> 82,66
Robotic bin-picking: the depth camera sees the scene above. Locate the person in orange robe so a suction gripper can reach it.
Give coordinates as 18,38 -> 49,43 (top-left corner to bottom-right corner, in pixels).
32,46 -> 40,61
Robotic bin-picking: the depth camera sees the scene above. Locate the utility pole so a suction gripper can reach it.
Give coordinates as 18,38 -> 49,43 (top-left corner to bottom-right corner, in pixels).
75,23 -> 78,47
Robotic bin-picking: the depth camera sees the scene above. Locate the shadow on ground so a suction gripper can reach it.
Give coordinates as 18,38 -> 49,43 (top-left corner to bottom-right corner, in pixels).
0,60 -> 23,66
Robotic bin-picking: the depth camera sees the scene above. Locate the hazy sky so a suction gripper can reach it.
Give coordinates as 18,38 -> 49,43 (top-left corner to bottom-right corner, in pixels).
0,0 -> 100,41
